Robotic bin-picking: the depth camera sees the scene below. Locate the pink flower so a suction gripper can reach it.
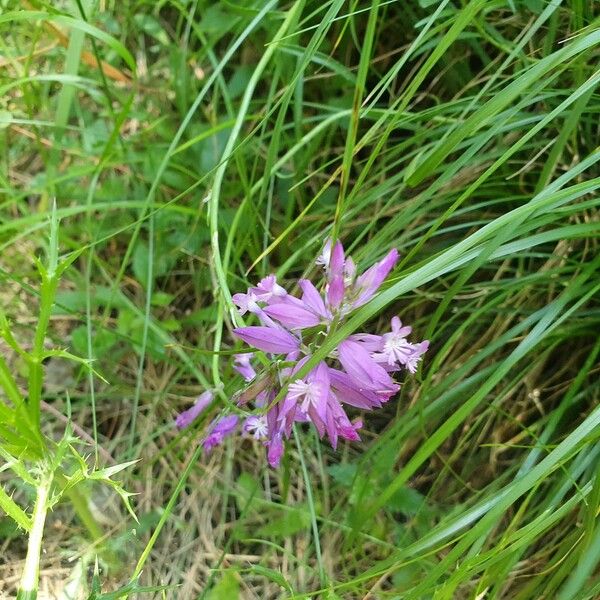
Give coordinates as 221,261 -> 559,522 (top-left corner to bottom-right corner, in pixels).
315,239 -> 332,268
369,317 -> 430,373
202,415 -> 239,452
325,396 -> 362,450
251,274 -> 287,301
232,291 -> 261,316
188,238 -> 428,467
404,341 -> 430,374
327,276 -> 345,310
280,362 -> 330,436
328,368 -> 386,410
243,415 -> 269,440
175,391 -> 213,429
267,433 -> 284,468
329,241 -> 345,277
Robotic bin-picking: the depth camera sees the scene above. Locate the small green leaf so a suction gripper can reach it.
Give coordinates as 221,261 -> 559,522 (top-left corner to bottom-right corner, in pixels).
0,517 -> 19,538
89,558 -> 102,597
93,460 -> 140,480
234,472 -> 263,514
206,570 -> 239,600
151,292 -> 174,307
71,326 -> 118,358
327,463 -> 357,487
227,66 -> 253,99
132,241 -> 172,289
55,246 -> 86,278
161,318 -> 181,332
257,505 -> 310,538
42,349 -> 108,383
133,14 -> 170,45
524,0 -> 545,13
199,6 -> 237,34
248,565 -> 293,593
387,487 -> 426,516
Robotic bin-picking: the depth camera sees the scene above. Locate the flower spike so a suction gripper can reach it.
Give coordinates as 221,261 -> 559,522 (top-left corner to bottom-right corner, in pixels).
180,238 -> 427,467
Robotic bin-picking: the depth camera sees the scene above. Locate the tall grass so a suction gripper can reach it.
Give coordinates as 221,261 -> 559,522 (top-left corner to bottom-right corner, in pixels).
0,0 -> 599,598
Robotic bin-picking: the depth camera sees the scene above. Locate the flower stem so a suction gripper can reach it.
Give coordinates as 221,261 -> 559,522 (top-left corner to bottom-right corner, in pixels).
17,475 -> 52,600
293,426 -> 327,587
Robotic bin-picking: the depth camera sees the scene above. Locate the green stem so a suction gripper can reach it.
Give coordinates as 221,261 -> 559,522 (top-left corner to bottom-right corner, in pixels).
28,275 -> 58,430
208,0 -> 303,386
293,426 -> 326,586
17,475 -> 52,600
131,444 -> 204,582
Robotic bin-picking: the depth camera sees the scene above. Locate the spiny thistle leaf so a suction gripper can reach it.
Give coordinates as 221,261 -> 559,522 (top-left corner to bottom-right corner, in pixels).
0,485 -> 31,531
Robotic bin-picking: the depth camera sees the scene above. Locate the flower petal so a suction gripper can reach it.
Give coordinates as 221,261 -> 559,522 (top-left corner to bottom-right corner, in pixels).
267,434 -> 284,468
390,316 -> 412,337
299,279 -> 328,318
405,340 -> 430,373
327,275 -> 345,309
315,238 -> 332,268
175,390 -> 213,429
329,240 -> 345,276
251,274 -> 287,300
353,248 -> 399,307
233,353 -> 256,381
307,362 -> 330,425
338,339 -> 399,393
233,326 -> 299,354
348,333 -> 384,352
325,408 -> 338,449
202,414 -> 239,452
263,302 -> 321,329
232,292 -> 260,315
328,368 -> 385,409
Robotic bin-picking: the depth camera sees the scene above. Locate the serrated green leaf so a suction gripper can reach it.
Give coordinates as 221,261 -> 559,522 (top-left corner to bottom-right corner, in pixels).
0,485 -> 31,531
93,460 -> 139,480
41,348 -> 108,383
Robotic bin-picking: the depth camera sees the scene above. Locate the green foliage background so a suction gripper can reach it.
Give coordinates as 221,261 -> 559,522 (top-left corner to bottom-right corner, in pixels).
0,0 -> 599,598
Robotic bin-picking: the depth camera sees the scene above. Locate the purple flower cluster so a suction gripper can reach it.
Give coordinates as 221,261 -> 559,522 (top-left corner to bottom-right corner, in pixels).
175,239 -> 428,467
